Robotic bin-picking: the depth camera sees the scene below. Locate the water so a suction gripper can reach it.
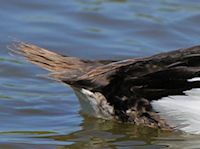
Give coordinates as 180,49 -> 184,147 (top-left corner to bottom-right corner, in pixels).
1,0 -> 200,148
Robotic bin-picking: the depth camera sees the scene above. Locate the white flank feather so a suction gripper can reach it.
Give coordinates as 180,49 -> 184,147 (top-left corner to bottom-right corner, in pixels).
152,88 -> 200,134
188,77 -> 200,82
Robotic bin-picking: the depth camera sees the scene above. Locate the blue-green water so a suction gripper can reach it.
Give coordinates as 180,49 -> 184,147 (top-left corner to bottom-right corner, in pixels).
1,0 -> 200,148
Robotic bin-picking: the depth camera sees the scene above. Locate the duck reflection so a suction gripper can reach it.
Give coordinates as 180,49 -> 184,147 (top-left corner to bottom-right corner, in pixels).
47,114 -> 170,149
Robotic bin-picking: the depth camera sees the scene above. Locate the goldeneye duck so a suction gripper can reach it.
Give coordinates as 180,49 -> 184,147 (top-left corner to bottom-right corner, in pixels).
12,42 -> 200,134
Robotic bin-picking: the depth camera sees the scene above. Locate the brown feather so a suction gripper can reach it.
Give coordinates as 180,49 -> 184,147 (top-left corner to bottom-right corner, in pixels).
11,42 -> 200,130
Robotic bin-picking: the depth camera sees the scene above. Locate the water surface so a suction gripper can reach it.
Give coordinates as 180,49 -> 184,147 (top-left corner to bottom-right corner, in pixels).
1,0 -> 200,148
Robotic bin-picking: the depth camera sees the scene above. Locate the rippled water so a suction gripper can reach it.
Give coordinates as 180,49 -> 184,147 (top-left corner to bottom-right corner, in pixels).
1,0 -> 200,148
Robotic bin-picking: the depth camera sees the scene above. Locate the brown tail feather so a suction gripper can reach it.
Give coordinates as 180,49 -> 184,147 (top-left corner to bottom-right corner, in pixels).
11,42 -> 99,80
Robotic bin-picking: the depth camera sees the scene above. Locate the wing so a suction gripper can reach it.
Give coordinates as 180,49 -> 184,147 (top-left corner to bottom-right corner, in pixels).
114,45 -> 200,101
60,45 -> 200,101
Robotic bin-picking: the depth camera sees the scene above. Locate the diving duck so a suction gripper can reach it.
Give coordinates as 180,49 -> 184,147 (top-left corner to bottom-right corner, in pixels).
12,43 -> 200,134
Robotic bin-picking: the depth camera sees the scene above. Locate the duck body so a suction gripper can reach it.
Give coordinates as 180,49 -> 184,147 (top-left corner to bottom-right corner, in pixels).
13,43 -> 200,134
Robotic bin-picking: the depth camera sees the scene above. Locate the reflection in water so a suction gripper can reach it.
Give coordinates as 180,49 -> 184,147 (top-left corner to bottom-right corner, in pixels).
154,135 -> 200,149
41,115 -> 169,149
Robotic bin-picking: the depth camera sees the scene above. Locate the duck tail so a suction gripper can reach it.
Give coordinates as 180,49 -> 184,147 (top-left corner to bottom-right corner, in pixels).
11,42 -> 89,73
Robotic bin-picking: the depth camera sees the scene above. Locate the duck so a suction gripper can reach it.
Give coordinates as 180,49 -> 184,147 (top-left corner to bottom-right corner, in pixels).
12,42 -> 200,134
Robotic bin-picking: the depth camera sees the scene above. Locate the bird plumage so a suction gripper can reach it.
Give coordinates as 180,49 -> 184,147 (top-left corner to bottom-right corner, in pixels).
12,42 -> 200,133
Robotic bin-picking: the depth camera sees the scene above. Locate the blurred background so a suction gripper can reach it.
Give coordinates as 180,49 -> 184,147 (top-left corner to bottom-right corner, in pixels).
0,0 -> 200,148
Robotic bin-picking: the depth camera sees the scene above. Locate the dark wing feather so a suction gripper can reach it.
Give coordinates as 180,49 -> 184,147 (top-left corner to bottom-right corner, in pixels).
62,45 -> 200,101
130,66 -> 200,100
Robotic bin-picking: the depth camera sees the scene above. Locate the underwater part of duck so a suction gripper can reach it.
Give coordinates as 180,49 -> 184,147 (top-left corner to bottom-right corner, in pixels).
12,43 -> 200,134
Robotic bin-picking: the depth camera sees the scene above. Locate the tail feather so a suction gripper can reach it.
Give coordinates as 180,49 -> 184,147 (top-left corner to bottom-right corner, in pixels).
11,42 -> 99,81
13,43 -> 87,71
